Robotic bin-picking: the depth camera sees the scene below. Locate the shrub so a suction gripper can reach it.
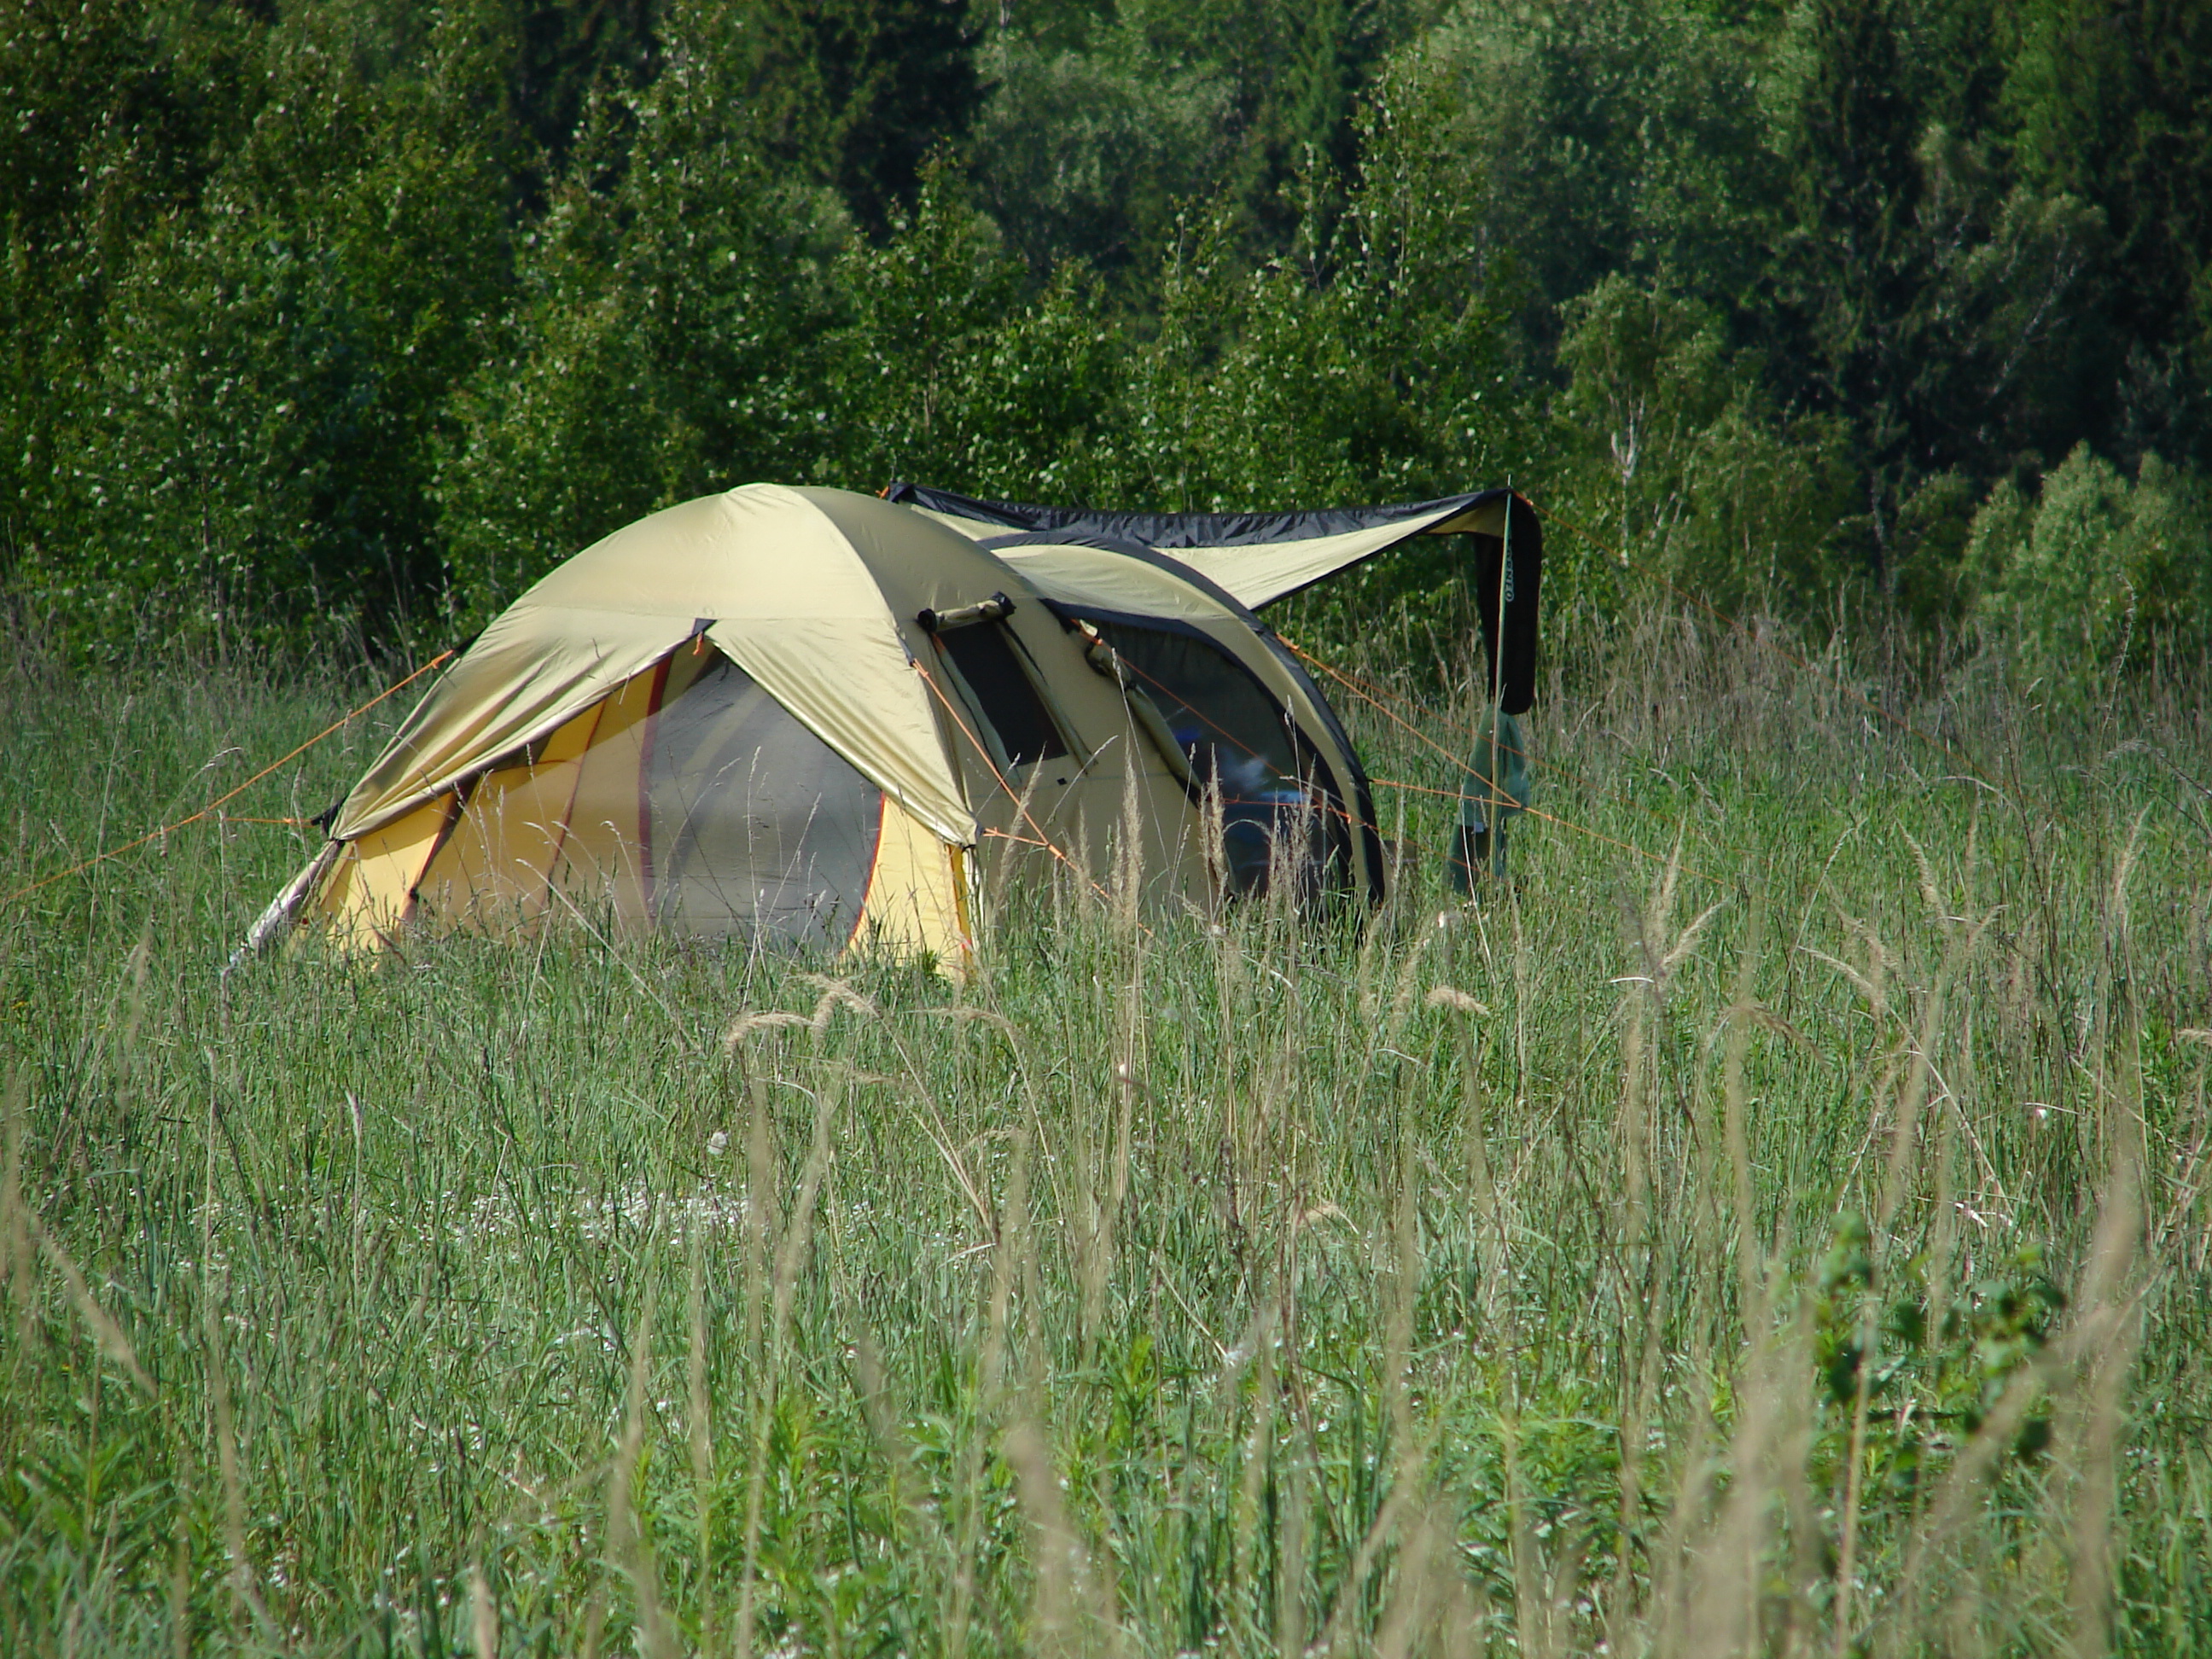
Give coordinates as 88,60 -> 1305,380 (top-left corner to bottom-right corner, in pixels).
1967,443 -> 2211,683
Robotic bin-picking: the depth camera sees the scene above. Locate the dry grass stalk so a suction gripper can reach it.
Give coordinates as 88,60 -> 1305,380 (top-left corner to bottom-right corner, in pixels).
33,1216 -> 154,1398
686,1220 -> 715,1655
1276,1417 -> 1310,1659
1502,1417 -> 1573,1659
2063,1144 -> 2145,1659
613,1284 -> 674,1659
1006,1414 -> 1122,1659
1310,1134 -> 1437,1656
2,1074 -> 30,1341
198,1094 -> 271,1639
949,1128 -> 1033,1659
1666,1300 -> 1806,1657
469,1559 -> 498,1659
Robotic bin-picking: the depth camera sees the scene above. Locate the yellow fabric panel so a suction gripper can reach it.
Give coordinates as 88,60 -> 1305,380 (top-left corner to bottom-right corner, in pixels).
547,661 -> 663,931
249,841 -> 343,957
948,844 -> 971,940
850,796 -> 972,969
309,795 -> 456,949
411,701 -> 603,934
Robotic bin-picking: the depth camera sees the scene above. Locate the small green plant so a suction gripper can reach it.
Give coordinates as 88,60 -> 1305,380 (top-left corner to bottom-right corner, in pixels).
1813,1212 -> 2067,1509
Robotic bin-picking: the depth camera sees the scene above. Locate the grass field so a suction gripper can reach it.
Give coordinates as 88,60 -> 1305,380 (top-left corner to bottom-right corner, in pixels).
2,608 -> 2208,1656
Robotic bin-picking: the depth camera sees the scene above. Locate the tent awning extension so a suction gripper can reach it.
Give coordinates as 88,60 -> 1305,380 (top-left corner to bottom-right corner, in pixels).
884,482 -> 1545,715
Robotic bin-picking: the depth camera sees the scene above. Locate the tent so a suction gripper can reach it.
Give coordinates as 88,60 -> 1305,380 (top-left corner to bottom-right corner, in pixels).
249,482 -> 1540,965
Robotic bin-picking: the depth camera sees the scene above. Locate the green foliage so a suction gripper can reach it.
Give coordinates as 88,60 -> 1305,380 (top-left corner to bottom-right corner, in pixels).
18,3 -> 517,648
827,172 -> 1127,501
721,0 -> 982,235
2005,0 -> 2212,467
5,0 -> 2212,671
1556,274 -> 1858,614
1755,0 -> 2110,589
972,0 -> 1419,271
969,28 -> 1233,279
437,1 -> 864,621
1412,0 -> 1771,326
1811,1212 -> 2066,1511
0,0 -> 270,569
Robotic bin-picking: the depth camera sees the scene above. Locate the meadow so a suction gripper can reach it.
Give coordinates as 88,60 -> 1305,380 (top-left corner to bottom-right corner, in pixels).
2,606 -> 2208,1656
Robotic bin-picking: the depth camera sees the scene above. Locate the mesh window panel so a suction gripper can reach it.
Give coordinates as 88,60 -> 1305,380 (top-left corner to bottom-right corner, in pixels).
641,657 -> 883,946
935,624 -> 1067,767
1088,623 -> 1299,797
1089,621 -> 1347,895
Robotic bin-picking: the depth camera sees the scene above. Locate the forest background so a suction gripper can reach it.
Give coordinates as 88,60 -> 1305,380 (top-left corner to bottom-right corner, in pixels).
4,0 -> 2211,674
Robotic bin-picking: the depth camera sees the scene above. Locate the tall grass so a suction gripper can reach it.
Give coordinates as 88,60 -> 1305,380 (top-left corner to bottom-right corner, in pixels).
1,608 -> 2206,1656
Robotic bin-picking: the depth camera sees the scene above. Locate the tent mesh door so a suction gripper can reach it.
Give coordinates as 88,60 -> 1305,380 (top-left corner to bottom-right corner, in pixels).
638,656 -> 884,945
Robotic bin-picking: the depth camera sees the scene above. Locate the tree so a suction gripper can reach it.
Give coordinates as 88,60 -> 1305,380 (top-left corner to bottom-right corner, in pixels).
2005,0 -> 2212,469
437,3 -> 849,620
724,0 -> 983,235
1755,0 -> 2104,604
38,1 -> 519,648
0,0 -> 269,573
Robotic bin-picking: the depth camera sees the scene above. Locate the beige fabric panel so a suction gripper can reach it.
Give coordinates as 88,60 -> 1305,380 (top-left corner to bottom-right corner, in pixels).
335,605 -> 688,841
705,616 -> 967,847
863,517 -> 1214,920
902,505 -> 998,542
932,678 -> 1211,923
534,487 -> 973,847
309,795 -> 455,949
777,489 -> 1013,848
933,498 -> 1505,608
337,486 -> 976,849
851,797 -> 972,968
1161,504 -> 1471,608
558,487 -> 975,844
996,540 -> 1340,719
991,544 -> 1232,625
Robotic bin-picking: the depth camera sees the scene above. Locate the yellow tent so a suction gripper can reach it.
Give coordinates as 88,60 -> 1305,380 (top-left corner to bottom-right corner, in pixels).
248,482 -> 1540,965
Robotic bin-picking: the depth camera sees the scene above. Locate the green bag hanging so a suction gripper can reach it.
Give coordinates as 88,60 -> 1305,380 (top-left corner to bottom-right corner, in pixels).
1445,703 -> 1530,894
